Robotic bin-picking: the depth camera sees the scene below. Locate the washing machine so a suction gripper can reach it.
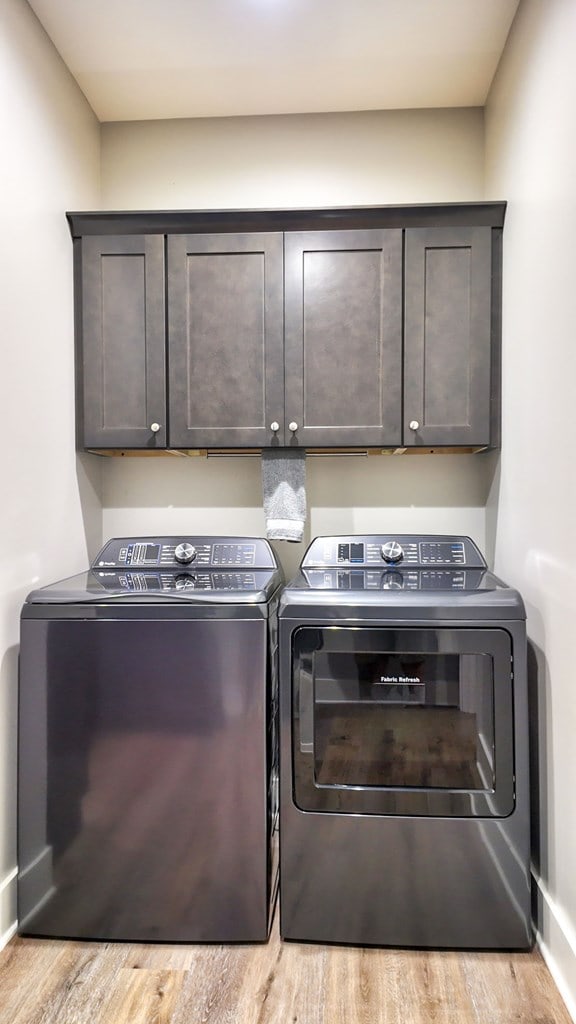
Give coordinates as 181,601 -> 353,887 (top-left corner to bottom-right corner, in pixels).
18,535 -> 283,943
278,534 -> 531,949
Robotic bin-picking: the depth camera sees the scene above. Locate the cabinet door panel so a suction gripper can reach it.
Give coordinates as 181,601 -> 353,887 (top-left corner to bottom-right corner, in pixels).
168,233 -> 283,448
284,230 -> 403,447
404,227 -> 492,446
80,235 -> 166,448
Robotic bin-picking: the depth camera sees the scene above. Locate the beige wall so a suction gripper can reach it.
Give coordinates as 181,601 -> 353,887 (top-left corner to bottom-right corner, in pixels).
101,107 -> 484,209
100,107 -> 491,581
0,0 -> 101,944
485,0 -> 576,1015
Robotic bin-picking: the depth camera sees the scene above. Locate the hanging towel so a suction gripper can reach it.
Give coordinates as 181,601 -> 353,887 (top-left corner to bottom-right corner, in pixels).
261,449 -> 307,542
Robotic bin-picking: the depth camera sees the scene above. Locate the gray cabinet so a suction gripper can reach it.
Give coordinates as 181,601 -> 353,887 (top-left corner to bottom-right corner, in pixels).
284,230 -> 403,447
404,226 -> 494,447
71,205 -> 502,452
77,235 -> 166,449
167,233 -> 284,448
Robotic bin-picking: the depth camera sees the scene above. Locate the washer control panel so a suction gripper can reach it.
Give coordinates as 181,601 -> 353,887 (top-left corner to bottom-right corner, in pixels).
303,567 -> 487,592
92,569 -> 271,593
93,536 -> 278,570
303,535 -> 486,570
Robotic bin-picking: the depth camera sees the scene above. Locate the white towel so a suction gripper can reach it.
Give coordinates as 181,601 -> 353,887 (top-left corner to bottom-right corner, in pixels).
261,449 -> 307,542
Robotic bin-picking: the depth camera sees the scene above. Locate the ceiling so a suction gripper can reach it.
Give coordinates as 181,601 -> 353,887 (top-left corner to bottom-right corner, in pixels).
27,0 -> 520,123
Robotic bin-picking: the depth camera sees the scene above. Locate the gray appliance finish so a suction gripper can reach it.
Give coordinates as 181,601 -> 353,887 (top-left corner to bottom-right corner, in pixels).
18,536 -> 283,943
279,535 -> 531,950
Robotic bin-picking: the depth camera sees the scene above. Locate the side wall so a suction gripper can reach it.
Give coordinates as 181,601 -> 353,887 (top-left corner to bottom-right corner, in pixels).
485,0 -> 576,1017
100,108 -> 493,580
0,0 -> 101,945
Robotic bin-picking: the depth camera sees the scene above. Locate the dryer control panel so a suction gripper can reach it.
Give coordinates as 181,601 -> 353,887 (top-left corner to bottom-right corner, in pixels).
301,535 -> 488,591
302,535 -> 486,570
93,536 -> 278,570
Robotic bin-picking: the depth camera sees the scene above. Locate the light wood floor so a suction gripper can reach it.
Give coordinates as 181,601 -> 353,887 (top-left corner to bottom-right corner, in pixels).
0,909 -> 572,1024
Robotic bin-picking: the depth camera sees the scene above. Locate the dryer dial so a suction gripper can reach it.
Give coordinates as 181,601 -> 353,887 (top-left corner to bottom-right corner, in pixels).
174,542 -> 197,564
381,541 -> 404,564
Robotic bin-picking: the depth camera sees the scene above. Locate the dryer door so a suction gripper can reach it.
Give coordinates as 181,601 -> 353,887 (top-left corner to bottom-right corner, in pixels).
291,626 -> 514,817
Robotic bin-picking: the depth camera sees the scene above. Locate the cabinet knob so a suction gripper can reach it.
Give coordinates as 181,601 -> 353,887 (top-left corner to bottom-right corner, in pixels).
409,420 -> 420,431
150,422 -> 161,433
289,421 -> 298,432
270,422 -> 280,433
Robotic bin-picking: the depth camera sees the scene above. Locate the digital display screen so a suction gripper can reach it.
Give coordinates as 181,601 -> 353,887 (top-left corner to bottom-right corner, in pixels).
338,543 -> 365,563
127,543 -> 161,565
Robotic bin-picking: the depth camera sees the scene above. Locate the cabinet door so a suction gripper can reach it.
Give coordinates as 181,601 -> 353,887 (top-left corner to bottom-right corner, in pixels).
284,230 -> 403,447
167,233 -> 284,448
404,227 -> 493,446
79,235 -> 166,449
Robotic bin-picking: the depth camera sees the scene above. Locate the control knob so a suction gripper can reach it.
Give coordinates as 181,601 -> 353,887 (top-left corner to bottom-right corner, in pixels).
174,542 -> 197,565
381,540 -> 404,564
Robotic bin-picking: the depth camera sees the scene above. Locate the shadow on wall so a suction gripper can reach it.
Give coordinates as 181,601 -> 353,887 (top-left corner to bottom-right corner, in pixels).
75,453 -> 104,562
0,644 -> 19,880
527,634 -> 550,935
96,450 -> 498,580
99,452 -> 497,510
482,451 -> 501,568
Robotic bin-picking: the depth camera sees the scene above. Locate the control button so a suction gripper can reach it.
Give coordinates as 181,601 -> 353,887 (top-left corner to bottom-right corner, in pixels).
381,540 -> 404,564
174,542 -> 197,564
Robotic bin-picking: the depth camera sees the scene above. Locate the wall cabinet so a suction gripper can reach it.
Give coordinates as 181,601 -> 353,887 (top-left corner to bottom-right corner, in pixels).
78,235 -> 166,449
167,232 -> 284,448
70,205 -> 503,452
284,230 -> 403,447
404,226 -> 495,447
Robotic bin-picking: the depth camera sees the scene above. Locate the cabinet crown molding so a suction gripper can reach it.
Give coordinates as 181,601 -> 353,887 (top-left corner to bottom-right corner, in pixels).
67,202 -> 506,238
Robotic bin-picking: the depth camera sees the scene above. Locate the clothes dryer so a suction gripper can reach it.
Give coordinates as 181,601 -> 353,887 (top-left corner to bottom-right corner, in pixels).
278,535 -> 531,949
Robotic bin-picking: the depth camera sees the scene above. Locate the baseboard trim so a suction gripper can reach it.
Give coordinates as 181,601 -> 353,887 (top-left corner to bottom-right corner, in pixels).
533,871 -> 576,1023
0,867 -> 18,951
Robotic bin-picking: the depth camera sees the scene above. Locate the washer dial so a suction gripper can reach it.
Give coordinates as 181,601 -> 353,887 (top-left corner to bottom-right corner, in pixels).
381,540 -> 404,564
174,542 -> 197,564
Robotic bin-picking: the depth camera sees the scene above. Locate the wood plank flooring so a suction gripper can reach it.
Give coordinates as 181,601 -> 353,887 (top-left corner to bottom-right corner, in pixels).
0,910 -> 572,1024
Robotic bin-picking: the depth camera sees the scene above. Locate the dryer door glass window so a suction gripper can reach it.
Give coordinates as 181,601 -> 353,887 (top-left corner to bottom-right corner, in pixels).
292,626 -> 514,817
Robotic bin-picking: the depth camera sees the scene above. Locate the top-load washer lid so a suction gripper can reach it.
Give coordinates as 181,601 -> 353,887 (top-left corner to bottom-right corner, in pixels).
280,535 -> 526,620
24,536 -> 283,605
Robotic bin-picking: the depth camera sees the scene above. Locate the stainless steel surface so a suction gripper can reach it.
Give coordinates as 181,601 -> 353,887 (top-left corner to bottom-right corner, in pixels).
18,536 -> 282,943
278,534 -> 531,950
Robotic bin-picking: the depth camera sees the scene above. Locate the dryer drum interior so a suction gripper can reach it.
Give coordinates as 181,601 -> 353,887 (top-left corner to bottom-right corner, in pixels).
292,625 -> 514,818
278,534 -> 532,950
